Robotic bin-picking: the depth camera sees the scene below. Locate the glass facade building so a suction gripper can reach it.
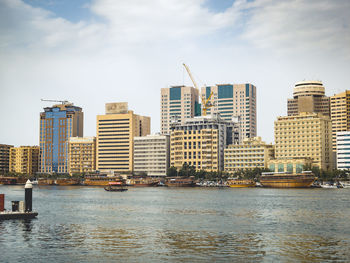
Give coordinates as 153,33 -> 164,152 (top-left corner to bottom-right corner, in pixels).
40,104 -> 83,174
201,83 -> 257,141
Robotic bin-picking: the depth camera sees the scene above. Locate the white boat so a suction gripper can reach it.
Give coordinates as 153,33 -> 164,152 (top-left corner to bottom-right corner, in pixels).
321,183 -> 341,189
340,182 -> 350,188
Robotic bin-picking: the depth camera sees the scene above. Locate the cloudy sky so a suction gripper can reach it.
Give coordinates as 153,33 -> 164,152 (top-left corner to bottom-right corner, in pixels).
1,0 -> 349,146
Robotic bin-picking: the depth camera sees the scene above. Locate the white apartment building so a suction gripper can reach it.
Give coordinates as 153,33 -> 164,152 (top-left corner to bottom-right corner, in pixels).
336,131 -> 350,170
134,134 -> 170,177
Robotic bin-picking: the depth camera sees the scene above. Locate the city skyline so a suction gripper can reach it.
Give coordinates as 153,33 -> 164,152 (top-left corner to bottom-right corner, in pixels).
1,0 -> 350,146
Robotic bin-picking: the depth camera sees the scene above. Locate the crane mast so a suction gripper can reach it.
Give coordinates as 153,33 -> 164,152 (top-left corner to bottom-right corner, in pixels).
182,63 -> 213,116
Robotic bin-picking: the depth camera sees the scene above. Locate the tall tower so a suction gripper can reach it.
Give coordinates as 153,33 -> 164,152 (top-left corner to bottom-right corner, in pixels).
96,102 -> 150,174
160,86 -> 200,135
201,83 -> 257,140
287,81 -> 330,117
39,103 -> 83,174
330,90 -> 350,150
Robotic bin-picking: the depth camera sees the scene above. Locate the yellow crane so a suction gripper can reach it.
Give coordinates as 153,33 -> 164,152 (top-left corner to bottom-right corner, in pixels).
182,63 -> 213,116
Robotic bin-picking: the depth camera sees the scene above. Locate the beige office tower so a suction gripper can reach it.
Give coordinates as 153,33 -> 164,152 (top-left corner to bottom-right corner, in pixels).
287,81 -> 330,116
201,84 -> 257,140
274,112 -> 333,170
9,146 -> 39,175
134,134 -> 170,177
68,137 -> 96,175
330,90 -> 350,150
0,144 -> 13,174
224,137 -> 274,174
161,86 -> 200,135
170,114 -> 239,172
96,102 -> 150,174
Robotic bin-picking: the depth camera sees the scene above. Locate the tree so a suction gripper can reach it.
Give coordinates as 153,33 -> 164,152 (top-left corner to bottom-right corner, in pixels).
167,166 -> 177,177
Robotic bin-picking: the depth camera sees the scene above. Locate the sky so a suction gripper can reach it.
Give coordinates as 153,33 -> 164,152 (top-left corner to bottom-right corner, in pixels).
1,0 -> 350,146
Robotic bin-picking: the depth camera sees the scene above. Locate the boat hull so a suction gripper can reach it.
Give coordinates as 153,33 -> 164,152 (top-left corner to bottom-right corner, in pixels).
229,183 -> 256,188
260,175 -> 315,188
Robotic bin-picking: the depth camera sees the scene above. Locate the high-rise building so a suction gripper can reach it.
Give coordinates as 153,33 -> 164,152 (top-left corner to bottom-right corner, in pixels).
274,112 -> 333,170
336,131 -> 350,170
0,144 -> 13,174
96,102 -> 150,174
201,83 -> 257,140
170,114 -> 239,172
134,134 -> 170,177
9,146 -> 40,175
68,137 -> 96,175
161,86 -> 200,135
224,137 -> 274,173
287,81 -> 330,117
330,90 -> 350,150
39,103 -> 83,174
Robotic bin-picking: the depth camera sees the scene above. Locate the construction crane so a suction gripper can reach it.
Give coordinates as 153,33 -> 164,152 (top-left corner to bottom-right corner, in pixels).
183,63 -> 213,116
41,99 -> 71,105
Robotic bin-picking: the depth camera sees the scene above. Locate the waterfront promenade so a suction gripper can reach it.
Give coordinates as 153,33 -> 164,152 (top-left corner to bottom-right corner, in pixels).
1,185 -> 350,262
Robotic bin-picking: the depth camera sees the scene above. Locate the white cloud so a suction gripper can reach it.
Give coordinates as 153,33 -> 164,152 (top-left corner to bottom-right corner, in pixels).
242,0 -> 350,58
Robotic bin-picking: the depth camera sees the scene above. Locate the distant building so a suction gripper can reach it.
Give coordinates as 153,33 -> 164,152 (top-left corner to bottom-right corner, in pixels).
0,144 -> 13,174
201,83 -> 257,140
68,137 -> 96,175
39,103 -> 83,174
134,134 -> 170,177
170,114 -> 239,172
96,102 -> 150,174
224,137 -> 274,173
336,131 -> 350,170
268,158 -> 313,173
330,90 -> 350,150
274,112 -> 333,170
161,86 -> 200,135
9,146 -> 39,175
287,81 -> 330,117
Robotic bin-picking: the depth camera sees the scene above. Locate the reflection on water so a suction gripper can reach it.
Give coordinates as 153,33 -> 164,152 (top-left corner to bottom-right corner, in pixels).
0,186 -> 350,262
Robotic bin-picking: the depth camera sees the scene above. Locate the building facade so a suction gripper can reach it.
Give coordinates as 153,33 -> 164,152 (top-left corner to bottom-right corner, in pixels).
336,131 -> 350,170
330,90 -> 350,150
287,81 -> 330,117
161,86 -> 200,135
170,114 -> 239,172
96,102 -> 150,174
268,158 -> 313,173
9,146 -> 40,175
274,112 -> 333,170
201,83 -> 257,140
0,144 -> 13,175
224,137 -> 274,173
68,137 -> 96,175
134,134 -> 170,177
40,103 -> 83,174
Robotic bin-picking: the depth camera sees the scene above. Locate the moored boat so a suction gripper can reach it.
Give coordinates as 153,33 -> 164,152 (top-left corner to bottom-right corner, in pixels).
127,178 -> 159,187
55,178 -> 80,186
260,171 -> 316,188
84,176 -> 120,186
165,177 -> 196,187
227,179 -> 256,188
38,179 -> 55,185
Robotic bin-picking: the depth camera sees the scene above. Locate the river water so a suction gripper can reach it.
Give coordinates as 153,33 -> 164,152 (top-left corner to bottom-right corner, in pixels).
0,185 -> 350,262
